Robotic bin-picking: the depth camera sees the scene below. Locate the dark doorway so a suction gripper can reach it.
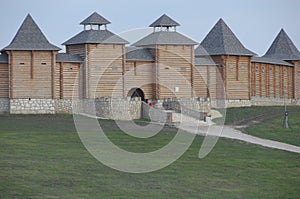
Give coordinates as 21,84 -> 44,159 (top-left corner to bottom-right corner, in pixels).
128,88 -> 145,101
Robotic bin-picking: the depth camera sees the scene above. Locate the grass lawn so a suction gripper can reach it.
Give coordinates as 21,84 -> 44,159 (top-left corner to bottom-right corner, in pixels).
218,106 -> 300,146
0,114 -> 300,198
244,107 -> 300,146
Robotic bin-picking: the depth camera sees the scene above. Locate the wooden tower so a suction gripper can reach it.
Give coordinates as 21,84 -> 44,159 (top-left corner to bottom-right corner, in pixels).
63,12 -> 128,99
132,14 -> 197,99
197,19 -> 255,101
3,14 -> 61,99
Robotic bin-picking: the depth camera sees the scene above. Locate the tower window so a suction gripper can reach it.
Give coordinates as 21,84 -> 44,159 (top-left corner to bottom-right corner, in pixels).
19,62 -> 25,65
41,63 -> 47,65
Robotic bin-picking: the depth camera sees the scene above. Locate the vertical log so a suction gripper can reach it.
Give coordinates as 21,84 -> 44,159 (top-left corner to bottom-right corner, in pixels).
9,51 -> 14,99
31,50 -> 34,79
60,62 -> 63,99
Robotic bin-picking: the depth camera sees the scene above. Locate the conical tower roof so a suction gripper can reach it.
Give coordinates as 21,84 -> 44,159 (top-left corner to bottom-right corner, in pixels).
149,14 -> 180,27
263,29 -> 300,61
198,18 -> 255,56
3,14 -> 60,51
80,12 -> 111,25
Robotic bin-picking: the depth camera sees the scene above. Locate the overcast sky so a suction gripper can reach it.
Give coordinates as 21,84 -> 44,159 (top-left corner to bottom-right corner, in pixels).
0,0 -> 299,56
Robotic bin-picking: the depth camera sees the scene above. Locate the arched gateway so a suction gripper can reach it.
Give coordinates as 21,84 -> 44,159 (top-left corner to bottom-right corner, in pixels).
127,88 -> 145,101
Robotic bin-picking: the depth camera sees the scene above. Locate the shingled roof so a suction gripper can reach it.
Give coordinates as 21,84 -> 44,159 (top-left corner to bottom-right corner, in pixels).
80,12 -> 111,25
149,14 -> 180,27
56,53 -> 83,63
199,18 -> 255,56
3,14 -> 60,51
263,29 -> 300,61
252,56 -> 293,67
125,47 -> 155,61
62,30 -> 128,45
195,45 -> 210,56
0,53 -> 8,63
132,31 -> 197,46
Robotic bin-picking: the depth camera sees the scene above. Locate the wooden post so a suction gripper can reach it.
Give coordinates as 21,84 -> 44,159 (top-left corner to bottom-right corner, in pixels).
247,57 -> 250,99
31,51 -> 34,79
51,51 -> 55,99
265,64 -> 269,97
190,46 -> 194,98
59,62 -> 63,99
9,51 -> 14,99
122,45 -> 126,98
273,65 -> 276,98
86,44 -> 90,98
155,45 -> 160,100
223,56 -> 227,98
236,56 -> 239,81
259,63 -> 262,97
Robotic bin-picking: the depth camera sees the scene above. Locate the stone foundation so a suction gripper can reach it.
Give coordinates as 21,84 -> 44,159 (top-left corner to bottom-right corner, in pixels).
0,98 -> 9,113
151,98 -> 210,113
10,99 -> 55,114
251,97 -> 300,106
55,99 -> 73,114
76,98 -> 142,120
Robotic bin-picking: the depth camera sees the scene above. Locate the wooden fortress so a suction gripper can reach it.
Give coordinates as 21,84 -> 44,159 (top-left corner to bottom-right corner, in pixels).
0,12 -> 300,114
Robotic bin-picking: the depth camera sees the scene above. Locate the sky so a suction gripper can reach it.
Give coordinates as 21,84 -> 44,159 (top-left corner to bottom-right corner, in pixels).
0,0 -> 299,56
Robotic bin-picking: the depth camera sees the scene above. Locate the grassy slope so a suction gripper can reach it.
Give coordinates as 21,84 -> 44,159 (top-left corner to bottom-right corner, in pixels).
0,114 -> 299,198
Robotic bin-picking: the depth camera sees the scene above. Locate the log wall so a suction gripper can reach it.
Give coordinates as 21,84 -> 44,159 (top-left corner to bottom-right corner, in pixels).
156,45 -> 194,99
193,65 -> 218,99
86,44 -> 124,98
0,63 -> 9,98
124,61 -> 155,100
251,62 -> 294,98
293,61 -> 300,99
210,55 -> 250,100
8,51 -> 56,99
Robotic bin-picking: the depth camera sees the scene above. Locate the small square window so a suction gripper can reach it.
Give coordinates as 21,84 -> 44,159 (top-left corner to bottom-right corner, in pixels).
175,87 -> 180,92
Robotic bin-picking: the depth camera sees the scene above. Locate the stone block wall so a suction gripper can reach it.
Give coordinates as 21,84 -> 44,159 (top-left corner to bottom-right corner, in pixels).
77,98 -> 142,120
0,98 -> 9,113
55,99 -> 73,114
10,99 -> 55,114
151,98 -> 210,113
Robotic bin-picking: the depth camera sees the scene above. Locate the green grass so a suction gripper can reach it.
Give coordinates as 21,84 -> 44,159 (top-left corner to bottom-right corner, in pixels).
0,114 -> 300,198
220,106 -> 290,125
244,109 -> 300,146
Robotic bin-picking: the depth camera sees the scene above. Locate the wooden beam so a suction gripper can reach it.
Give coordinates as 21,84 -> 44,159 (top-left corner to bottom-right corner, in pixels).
31,50 -> 34,79
9,51 -> 13,99
236,56 -> 239,81
273,65 -> 276,98
190,45 -> 194,98
259,63 -> 262,97
51,51 -> 55,99
122,45 -> 125,98
60,62 -> 63,99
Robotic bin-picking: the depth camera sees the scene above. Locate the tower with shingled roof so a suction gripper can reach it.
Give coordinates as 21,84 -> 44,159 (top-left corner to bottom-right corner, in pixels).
2,14 -> 61,103
63,12 -> 128,98
132,14 -> 198,99
263,29 -> 300,99
196,18 -> 255,102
